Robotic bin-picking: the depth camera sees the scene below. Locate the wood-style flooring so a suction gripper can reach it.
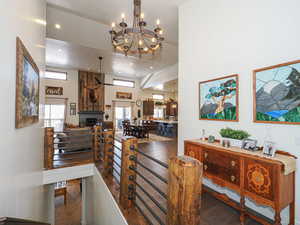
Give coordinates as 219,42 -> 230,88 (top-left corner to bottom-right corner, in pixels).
55,179 -> 81,225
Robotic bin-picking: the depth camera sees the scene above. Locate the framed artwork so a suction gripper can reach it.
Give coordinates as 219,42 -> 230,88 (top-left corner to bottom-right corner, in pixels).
15,37 -> 40,128
70,103 -> 76,115
116,91 -> 132,100
45,86 -> 63,95
199,74 -> 239,121
253,60 -> 300,124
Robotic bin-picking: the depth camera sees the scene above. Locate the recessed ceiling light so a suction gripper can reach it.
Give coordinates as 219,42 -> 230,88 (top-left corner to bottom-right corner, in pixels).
150,66 -> 153,69
58,49 -> 62,52
55,24 -> 61,29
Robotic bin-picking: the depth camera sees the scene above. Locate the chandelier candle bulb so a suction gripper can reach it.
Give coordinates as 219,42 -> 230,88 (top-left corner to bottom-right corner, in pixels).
121,13 -> 125,19
111,22 -> 116,28
140,13 -> 144,20
156,19 -> 160,25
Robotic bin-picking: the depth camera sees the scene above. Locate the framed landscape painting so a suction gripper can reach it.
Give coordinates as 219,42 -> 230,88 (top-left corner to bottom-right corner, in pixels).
254,60 -> 300,124
199,74 -> 239,121
15,37 -> 40,128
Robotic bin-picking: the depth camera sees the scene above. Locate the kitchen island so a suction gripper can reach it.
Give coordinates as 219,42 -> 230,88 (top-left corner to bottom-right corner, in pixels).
154,120 -> 178,138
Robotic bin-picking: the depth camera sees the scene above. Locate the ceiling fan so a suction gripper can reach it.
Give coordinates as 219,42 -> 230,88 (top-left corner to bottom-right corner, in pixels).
94,56 -> 115,86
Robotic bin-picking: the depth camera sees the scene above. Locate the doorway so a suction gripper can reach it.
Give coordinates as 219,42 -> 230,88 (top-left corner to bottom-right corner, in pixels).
115,106 -> 132,130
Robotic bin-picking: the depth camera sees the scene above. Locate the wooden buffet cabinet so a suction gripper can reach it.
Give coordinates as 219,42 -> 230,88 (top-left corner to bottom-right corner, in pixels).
184,140 -> 296,225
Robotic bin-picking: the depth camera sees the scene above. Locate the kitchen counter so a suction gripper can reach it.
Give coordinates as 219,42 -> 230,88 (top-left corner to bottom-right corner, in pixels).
153,120 -> 178,124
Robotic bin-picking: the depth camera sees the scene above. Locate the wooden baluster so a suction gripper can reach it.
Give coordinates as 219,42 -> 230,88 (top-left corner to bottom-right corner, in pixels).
103,130 -> 114,177
119,137 -> 138,209
93,125 -> 102,162
167,156 -> 203,225
44,127 -> 54,170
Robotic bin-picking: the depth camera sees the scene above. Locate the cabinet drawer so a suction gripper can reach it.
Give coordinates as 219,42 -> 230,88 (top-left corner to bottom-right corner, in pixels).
203,149 -> 240,186
244,159 -> 275,201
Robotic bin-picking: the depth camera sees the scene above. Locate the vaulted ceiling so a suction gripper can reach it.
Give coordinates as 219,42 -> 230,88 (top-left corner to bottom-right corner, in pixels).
45,0 -> 182,80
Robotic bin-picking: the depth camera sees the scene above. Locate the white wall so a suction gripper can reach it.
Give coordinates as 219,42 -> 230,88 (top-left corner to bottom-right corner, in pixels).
0,0 -> 50,222
85,168 -> 128,225
179,0 -> 300,224
45,67 -> 79,125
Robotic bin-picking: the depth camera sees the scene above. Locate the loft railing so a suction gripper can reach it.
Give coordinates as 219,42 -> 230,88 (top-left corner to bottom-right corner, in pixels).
44,127 -> 96,169
97,129 -> 203,225
44,125 -> 203,225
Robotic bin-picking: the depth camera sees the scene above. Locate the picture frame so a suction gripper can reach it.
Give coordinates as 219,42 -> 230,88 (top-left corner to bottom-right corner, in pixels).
241,139 -> 258,151
199,74 -> 239,121
253,60 -> 300,125
116,91 -> 132,100
262,141 -> 276,157
15,37 -> 40,129
70,103 -> 76,116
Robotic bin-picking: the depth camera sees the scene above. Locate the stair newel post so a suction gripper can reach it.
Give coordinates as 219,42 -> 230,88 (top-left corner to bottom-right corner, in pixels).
103,129 -> 114,176
93,125 -> 102,163
167,156 -> 203,225
44,127 -> 54,170
119,137 -> 138,208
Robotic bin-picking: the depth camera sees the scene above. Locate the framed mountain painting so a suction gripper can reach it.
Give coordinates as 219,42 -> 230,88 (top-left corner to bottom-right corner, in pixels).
199,74 -> 239,121
15,37 -> 40,128
253,60 -> 300,124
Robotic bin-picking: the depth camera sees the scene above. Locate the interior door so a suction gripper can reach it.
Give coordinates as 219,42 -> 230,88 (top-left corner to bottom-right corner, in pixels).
115,106 -> 132,130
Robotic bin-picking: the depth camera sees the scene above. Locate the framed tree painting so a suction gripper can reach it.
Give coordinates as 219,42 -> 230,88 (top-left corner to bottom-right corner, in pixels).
253,60 -> 300,124
199,74 -> 239,121
15,37 -> 40,128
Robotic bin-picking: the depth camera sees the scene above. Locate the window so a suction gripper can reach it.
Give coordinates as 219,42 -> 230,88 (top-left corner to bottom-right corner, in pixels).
45,71 -> 67,80
113,79 -> 135,88
154,108 -> 164,119
152,94 -> 164,100
44,104 -> 65,131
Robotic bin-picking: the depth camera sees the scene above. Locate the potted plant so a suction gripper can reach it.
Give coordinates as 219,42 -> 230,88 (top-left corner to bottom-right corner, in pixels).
219,127 -> 250,148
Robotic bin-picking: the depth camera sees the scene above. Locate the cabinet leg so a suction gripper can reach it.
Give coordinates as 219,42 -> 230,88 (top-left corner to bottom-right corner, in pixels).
289,201 -> 295,225
240,196 -> 246,225
274,211 -> 282,225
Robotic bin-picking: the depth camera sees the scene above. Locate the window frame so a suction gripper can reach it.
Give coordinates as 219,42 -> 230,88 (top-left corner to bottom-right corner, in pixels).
45,70 -> 67,81
154,107 -> 164,119
113,79 -> 135,88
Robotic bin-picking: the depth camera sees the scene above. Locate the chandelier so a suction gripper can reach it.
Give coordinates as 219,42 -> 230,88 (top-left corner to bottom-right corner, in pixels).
109,0 -> 164,58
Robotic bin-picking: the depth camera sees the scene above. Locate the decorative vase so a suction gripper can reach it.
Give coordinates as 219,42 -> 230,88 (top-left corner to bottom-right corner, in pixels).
221,137 -> 243,148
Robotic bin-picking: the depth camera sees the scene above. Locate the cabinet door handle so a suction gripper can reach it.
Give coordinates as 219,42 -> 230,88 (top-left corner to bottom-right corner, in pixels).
204,153 -> 208,159
231,161 -> 236,167
204,165 -> 208,171
231,175 -> 236,182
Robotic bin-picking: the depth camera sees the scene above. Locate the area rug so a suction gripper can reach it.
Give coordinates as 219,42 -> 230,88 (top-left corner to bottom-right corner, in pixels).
115,132 -> 173,144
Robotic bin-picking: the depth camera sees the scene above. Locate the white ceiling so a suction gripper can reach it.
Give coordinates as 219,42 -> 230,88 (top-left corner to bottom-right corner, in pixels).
45,0 -> 180,79
46,38 -> 176,77
46,0 -> 183,44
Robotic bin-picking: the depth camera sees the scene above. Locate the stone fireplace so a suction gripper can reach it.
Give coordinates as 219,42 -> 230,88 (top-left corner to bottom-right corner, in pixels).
78,111 -> 104,127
